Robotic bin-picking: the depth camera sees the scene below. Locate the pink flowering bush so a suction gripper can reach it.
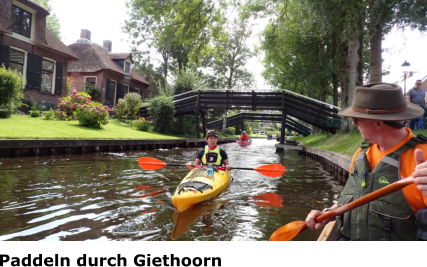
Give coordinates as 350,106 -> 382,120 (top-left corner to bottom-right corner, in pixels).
58,90 -> 92,116
132,117 -> 153,131
75,102 -> 111,128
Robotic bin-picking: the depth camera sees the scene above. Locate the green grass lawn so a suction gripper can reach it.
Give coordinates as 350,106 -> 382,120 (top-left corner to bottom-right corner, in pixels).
0,115 -> 181,139
290,129 -> 427,157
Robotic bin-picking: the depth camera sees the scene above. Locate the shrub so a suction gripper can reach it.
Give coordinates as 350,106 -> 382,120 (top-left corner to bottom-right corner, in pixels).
0,66 -> 25,118
54,110 -> 69,120
84,83 -> 102,102
123,92 -> 143,119
66,75 -> 77,95
222,127 -> 235,136
58,90 -> 92,116
75,102 -> 111,128
112,98 -> 127,120
172,68 -> 207,95
42,108 -> 56,120
29,110 -> 42,117
148,95 -> 175,134
27,97 -> 46,113
132,117 -> 153,131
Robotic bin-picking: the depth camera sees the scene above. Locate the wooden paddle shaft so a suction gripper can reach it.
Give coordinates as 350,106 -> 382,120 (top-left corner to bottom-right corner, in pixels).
317,177 -> 414,223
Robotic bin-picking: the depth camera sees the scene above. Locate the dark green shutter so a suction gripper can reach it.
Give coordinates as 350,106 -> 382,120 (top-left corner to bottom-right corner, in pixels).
105,79 -> 111,105
140,89 -> 144,100
0,44 -> 10,69
26,53 -> 42,90
55,62 -> 63,95
116,83 -> 123,104
129,86 -> 134,93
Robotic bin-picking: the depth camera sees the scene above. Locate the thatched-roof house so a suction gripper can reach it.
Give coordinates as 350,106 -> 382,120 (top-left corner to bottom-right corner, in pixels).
0,0 -> 79,107
67,30 -> 150,106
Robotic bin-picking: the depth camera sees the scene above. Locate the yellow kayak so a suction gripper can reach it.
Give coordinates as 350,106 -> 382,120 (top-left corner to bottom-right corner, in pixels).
172,166 -> 232,212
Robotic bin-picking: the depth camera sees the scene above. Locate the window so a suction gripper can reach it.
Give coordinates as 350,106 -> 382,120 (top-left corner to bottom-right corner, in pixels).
11,5 -> 32,38
108,81 -> 116,105
123,85 -> 129,95
85,77 -> 96,86
9,49 -> 25,75
135,88 -> 140,95
124,61 -> 131,73
41,59 -> 55,93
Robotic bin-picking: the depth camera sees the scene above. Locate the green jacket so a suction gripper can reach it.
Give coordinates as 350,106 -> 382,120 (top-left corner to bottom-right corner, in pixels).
336,138 -> 424,241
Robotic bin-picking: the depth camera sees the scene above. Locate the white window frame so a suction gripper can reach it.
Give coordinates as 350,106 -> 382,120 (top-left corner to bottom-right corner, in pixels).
40,57 -> 56,94
124,59 -> 131,74
109,80 -> 117,106
9,46 -> 27,87
11,1 -> 36,43
84,76 -> 97,88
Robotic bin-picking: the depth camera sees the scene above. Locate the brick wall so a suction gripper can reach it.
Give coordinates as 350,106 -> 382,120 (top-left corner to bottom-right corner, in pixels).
2,34 -> 68,104
68,70 -> 149,105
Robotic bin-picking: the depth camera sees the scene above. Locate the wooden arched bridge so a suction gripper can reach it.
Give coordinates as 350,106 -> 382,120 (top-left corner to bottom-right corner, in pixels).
207,112 -> 312,136
143,89 -> 341,144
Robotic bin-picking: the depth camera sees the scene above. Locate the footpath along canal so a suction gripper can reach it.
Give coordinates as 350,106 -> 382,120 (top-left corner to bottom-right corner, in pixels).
0,139 -> 343,241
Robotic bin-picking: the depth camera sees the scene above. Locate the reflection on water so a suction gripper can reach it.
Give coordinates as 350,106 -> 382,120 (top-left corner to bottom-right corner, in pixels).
0,139 -> 342,241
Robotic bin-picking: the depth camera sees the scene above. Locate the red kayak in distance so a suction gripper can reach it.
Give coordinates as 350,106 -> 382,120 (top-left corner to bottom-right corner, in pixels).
237,139 -> 252,146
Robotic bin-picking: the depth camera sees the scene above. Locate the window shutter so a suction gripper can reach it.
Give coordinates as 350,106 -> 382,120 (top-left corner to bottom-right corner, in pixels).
140,89 -> 144,101
105,79 -> 111,105
55,62 -> 63,95
26,53 -> 42,90
129,87 -> 134,93
116,83 -> 123,104
0,44 -> 10,69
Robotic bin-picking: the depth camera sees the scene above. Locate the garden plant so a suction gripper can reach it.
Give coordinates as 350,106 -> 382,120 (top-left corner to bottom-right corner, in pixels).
0,66 -> 25,118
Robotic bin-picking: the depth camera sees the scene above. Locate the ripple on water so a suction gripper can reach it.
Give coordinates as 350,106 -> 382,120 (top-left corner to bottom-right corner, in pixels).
0,139 -> 342,241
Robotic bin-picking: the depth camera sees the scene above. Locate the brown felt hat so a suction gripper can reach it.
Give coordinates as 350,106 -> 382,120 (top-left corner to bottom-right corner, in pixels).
338,83 -> 424,121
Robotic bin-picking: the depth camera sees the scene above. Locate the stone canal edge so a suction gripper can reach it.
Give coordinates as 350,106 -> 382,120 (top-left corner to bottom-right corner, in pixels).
0,138 -> 238,158
276,143 -> 352,184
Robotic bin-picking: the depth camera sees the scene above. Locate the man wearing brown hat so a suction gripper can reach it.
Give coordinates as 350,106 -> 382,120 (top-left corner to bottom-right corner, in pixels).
304,83 -> 427,241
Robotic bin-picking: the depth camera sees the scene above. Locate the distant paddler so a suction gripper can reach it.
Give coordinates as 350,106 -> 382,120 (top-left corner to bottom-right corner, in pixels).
238,131 -> 251,143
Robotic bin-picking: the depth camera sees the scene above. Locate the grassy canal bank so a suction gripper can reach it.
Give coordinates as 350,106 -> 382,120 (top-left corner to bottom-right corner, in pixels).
0,115 -> 182,140
290,129 -> 427,157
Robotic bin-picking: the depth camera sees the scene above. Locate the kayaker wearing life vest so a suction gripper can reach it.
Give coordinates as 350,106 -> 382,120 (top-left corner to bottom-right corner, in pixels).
305,83 -> 427,241
186,130 -> 231,171
238,131 -> 251,142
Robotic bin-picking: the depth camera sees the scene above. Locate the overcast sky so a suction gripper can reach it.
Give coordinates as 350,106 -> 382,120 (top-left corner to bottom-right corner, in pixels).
50,0 -> 427,90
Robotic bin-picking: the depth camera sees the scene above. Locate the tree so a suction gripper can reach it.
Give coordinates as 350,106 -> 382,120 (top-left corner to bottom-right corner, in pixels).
123,0 -> 226,84
30,0 -> 62,39
209,16 -> 255,89
366,0 -> 427,82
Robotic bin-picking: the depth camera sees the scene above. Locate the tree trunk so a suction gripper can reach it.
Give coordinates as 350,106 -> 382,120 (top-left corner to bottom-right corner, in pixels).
330,30 -> 339,107
339,37 -> 361,132
369,23 -> 382,83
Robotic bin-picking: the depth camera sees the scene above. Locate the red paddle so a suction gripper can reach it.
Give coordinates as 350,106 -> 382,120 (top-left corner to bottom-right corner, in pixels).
138,157 -> 285,177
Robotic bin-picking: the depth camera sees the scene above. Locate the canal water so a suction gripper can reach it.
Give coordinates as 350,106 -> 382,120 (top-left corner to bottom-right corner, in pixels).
0,139 -> 343,241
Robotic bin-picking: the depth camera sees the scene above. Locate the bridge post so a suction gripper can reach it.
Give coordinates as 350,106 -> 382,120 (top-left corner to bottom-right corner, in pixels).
202,110 -> 206,137
195,109 -> 200,139
281,107 -> 288,144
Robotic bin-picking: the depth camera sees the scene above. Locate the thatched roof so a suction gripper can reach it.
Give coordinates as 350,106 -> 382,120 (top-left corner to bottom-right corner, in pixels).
109,53 -> 134,63
131,69 -> 150,85
68,41 -> 149,85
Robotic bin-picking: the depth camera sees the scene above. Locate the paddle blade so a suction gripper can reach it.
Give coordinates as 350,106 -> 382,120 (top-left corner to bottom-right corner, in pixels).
138,157 -> 167,170
269,221 -> 308,241
254,164 -> 285,177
